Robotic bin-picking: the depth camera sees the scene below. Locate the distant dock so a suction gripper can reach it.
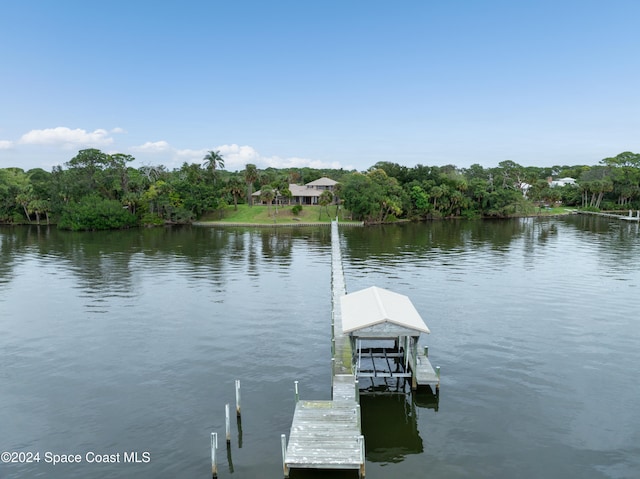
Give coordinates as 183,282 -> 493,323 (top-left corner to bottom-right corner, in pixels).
578,210 -> 640,222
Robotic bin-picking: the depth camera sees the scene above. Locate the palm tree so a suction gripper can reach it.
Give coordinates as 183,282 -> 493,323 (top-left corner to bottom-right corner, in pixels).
226,176 -> 245,210
260,185 -> 275,216
203,150 -> 225,183
319,190 -> 333,220
244,164 -> 259,206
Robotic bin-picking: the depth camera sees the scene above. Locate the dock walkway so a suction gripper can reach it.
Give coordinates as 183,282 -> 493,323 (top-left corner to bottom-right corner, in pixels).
578,210 -> 640,222
283,221 -> 365,477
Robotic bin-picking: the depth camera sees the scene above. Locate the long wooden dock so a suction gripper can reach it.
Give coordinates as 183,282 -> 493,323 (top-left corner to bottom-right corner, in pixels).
282,220 -> 441,477
578,210 -> 640,222
282,221 -> 365,477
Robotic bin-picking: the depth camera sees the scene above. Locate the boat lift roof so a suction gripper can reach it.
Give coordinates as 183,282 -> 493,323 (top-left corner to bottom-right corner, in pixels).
340,286 -> 430,336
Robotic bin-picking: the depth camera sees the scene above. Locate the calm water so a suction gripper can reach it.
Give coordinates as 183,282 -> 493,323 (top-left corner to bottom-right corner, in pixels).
1,217 -> 639,479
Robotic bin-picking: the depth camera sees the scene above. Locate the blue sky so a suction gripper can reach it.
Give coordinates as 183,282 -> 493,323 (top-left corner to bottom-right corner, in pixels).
1,0 -> 639,173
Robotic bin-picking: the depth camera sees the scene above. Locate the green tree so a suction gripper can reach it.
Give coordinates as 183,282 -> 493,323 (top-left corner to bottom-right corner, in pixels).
203,150 -> 225,183
260,185 -> 275,216
244,164 -> 259,206
58,195 -> 137,231
408,184 -> 430,218
341,169 -> 403,223
226,176 -> 246,210
319,190 -> 333,220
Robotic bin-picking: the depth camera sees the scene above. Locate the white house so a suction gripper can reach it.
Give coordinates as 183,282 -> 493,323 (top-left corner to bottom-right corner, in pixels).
253,177 -> 338,205
548,177 -> 577,187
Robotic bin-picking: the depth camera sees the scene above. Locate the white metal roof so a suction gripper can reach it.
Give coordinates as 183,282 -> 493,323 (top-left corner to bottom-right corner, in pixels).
305,177 -> 338,187
340,286 -> 430,334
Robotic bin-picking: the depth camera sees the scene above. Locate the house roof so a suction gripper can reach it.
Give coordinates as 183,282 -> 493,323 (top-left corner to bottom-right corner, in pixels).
305,177 -> 338,187
341,286 -> 430,334
289,184 -> 320,197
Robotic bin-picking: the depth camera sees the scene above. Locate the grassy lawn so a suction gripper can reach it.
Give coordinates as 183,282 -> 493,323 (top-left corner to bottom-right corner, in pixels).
199,204 -> 353,224
537,206 -> 575,215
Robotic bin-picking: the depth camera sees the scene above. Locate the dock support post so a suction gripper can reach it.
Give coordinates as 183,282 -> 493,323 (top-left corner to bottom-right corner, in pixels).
355,379 -> 360,403
225,404 -> 231,443
235,380 -> 241,417
411,337 -> 418,390
211,432 -> 218,478
294,380 -> 299,403
281,434 -> 289,478
358,435 -> 366,478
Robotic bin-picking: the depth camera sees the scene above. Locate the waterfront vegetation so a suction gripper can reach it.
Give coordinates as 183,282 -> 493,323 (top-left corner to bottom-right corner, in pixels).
1,149 -> 640,229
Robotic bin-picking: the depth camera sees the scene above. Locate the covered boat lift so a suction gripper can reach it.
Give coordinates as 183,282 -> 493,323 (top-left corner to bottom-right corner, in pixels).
341,286 -> 439,392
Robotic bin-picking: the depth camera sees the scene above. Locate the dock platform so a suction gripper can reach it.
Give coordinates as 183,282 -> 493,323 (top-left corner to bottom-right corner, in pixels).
414,350 -> 440,392
284,399 -> 363,475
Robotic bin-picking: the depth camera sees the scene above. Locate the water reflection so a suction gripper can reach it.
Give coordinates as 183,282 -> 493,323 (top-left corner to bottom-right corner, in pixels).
360,394 -> 423,463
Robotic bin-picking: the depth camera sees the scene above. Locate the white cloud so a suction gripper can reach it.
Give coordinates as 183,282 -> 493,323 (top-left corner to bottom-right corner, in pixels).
19,127 -> 119,148
175,148 -> 208,163
131,140 -> 172,153
129,140 -> 349,171
213,144 -> 348,170
0,140 -> 13,149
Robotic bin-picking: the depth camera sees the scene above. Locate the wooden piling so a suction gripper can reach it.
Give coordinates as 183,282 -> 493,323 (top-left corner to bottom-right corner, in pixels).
211,432 -> 218,478
359,435 -> 366,478
294,380 -> 299,403
281,434 -> 289,478
235,379 -> 241,417
225,404 -> 231,443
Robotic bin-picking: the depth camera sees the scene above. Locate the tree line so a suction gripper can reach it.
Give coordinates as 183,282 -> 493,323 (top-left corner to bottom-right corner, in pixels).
1,149 -> 639,229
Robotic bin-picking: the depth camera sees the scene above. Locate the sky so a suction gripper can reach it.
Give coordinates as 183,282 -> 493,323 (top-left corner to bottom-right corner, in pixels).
1,0 -> 639,173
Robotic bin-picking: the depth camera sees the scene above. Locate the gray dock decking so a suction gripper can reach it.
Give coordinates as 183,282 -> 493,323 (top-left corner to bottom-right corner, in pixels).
284,399 -> 363,471
415,350 -> 440,391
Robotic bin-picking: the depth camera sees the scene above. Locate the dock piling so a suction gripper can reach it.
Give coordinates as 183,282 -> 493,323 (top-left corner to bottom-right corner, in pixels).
235,379 -> 241,417
237,414 -> 243,448
211,432 -> 218,478
294,381 -> 299,403
225,404 -> 231,443
281,434 -> 289,478
358,435 -> 366,478
226,438 -> 234,474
